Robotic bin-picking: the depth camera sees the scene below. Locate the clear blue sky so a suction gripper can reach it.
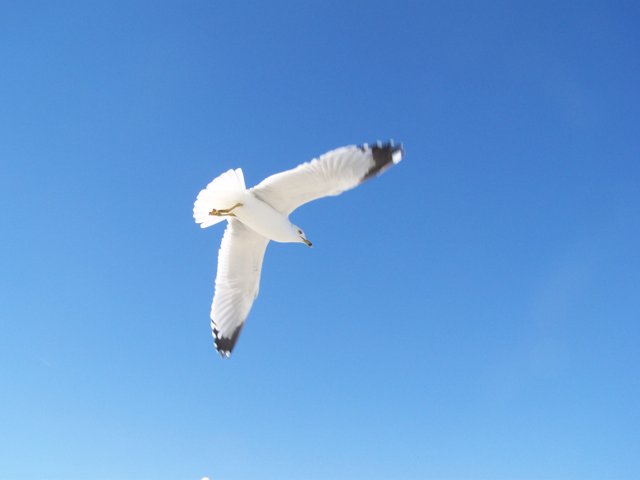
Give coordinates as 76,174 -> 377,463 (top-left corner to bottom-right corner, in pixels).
1,1 -> 639,479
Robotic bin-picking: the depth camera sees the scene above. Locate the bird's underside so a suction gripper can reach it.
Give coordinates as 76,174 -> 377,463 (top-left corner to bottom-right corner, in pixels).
193,141 -> 404,357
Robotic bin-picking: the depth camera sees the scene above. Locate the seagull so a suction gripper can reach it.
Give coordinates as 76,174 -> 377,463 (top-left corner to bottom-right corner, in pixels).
193,141 -> 403,357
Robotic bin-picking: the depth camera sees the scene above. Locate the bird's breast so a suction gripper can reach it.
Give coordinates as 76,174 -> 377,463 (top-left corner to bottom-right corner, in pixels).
233,193 -> 293,242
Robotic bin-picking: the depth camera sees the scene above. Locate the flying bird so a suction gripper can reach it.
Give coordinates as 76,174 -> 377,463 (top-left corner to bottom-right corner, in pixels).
193,141 -> 403,357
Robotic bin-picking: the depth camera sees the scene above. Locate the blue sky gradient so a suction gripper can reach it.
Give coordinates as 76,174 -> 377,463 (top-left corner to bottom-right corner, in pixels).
1,1 -> 639,479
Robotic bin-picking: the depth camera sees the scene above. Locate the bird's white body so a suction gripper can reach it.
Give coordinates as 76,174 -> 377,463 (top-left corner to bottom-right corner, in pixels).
194,142 -> 403,357
233,192 -> 300,244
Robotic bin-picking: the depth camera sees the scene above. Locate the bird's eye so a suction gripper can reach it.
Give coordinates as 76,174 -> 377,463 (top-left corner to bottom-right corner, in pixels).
297,229 -> 302,235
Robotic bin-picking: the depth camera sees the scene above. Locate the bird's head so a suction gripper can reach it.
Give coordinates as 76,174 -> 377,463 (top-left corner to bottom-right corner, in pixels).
293,225 -> 312,247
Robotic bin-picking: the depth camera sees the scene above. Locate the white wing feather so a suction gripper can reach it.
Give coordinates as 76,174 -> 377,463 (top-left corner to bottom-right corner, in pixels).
251,143 -> 403,214
210,219 -> 269,356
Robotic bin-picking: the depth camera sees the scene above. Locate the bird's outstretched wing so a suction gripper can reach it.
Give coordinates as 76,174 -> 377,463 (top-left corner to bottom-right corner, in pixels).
210,219 -> 270,357
251,142 -> 403,214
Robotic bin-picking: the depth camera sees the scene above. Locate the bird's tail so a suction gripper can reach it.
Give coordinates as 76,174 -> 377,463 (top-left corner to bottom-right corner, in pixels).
193,168 -> 247,228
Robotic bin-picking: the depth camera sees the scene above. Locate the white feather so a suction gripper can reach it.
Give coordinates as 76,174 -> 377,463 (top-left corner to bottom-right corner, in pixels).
210,219 -> 269,343
193,168 -> 246,228
250,145 -> 394,214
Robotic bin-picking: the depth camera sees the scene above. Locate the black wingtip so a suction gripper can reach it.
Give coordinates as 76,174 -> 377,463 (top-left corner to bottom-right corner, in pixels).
362,140 -> 404,181
213,325 -> 244,358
